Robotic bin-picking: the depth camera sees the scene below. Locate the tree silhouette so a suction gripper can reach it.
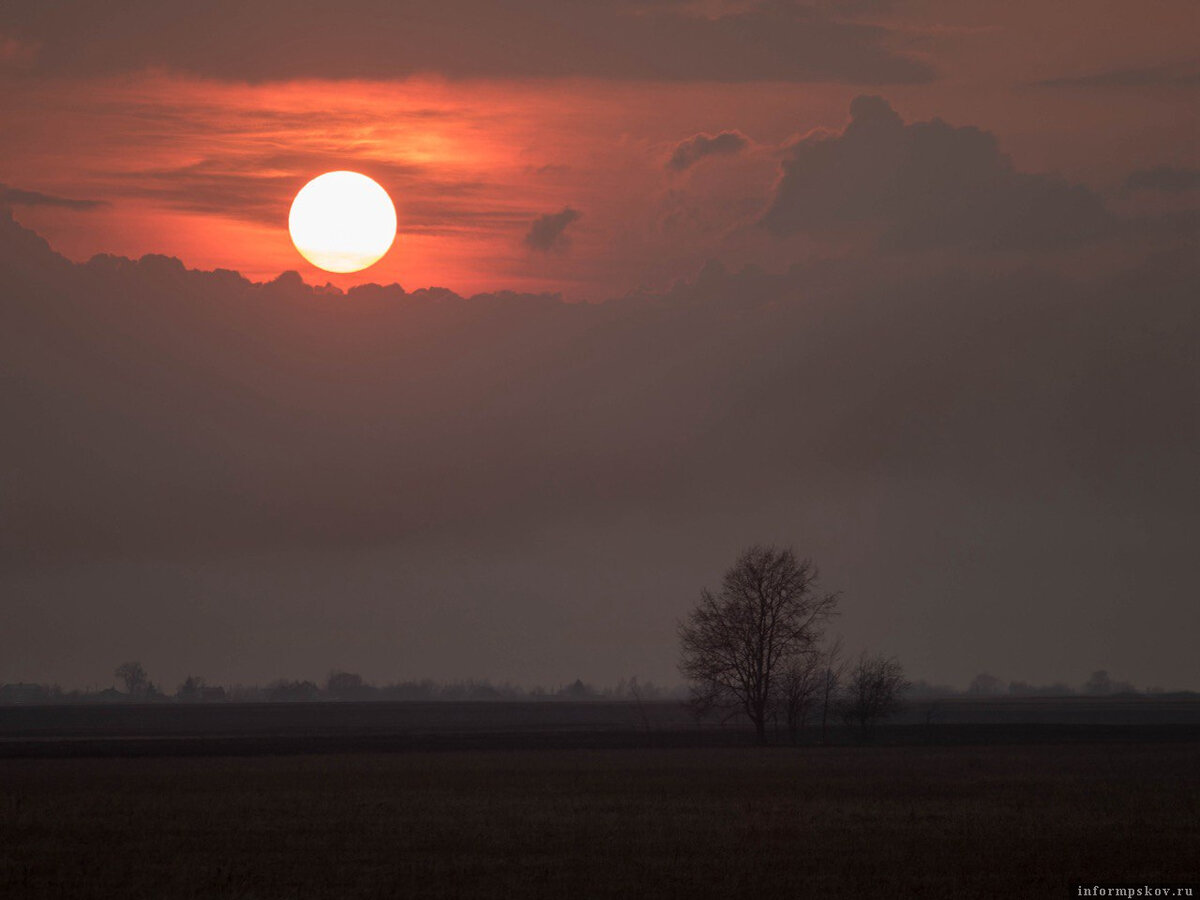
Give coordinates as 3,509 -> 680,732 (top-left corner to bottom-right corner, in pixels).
176,675 -> 206,702
114,661 -> 148,698
776,637 -> 845,744
775,652 -> 821,744
679,545 -> 839,744
326,671 -> 366,700
817,637 -> 845,744
266,680 -> 320,702
839,652 -> 908,740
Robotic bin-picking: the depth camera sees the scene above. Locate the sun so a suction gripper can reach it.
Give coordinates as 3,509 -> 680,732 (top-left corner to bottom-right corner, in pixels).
288,171 -> 397,273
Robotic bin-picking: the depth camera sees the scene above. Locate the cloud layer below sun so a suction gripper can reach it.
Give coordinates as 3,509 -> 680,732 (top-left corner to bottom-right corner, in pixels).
2,201 -> 1197,689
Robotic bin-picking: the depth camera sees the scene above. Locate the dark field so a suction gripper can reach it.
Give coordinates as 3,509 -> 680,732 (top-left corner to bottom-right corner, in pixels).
2,737 -> 1198,898
3,698 -> 1200,758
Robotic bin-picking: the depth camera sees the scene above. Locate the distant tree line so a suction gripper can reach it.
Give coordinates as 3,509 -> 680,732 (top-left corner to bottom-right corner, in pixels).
0,613 -> 1190,711
0,662 -> 1186,708
1,659 -> 1188,708
907,668 -> 1156,699
0,665 -> 686,706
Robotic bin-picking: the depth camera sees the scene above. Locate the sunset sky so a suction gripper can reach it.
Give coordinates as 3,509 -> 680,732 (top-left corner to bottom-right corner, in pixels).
1,1 -> 1197,691
3,0 -> 1196,295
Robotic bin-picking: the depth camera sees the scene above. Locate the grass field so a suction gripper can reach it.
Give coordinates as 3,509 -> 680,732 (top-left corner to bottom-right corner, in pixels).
2,740 -> 1197,899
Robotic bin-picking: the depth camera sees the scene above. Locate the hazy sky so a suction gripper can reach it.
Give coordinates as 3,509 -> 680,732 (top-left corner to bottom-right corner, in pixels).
1,0 -> 1197,691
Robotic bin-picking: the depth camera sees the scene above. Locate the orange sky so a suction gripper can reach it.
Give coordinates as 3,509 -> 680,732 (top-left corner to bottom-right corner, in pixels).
1,0 -> 1196,298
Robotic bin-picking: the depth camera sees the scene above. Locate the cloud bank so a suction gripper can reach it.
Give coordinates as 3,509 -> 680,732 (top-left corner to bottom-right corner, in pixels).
762,95 -> 1115,250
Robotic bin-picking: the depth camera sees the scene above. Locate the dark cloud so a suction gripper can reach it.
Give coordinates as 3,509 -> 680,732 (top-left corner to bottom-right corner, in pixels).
1035,60 -> 1200,89
1125,165 -> 1200,194
1,208 -> 1197,689
761,95 -> 1114,250
524,207 -> 581,252
0,184 -> 107,210
667,131 -> 749,172
0,1 -> 934,84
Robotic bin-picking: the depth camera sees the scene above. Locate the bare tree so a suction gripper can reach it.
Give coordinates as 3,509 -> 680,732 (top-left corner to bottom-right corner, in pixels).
817,636 -> 845,745
774,651 -> 822,744
114,661 -> 148,698
839,652 -> 909,741
679,545 -> 839,744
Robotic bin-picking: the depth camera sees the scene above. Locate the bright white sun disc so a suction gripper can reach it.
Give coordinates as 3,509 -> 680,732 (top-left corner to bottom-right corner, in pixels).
288,171 -> 397,273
